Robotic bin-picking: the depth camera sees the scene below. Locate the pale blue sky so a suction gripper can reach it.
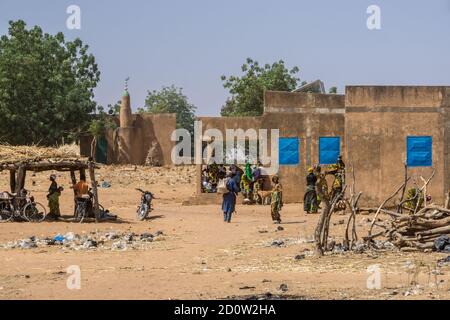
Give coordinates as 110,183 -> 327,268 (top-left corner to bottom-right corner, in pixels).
1,0 -> 450,115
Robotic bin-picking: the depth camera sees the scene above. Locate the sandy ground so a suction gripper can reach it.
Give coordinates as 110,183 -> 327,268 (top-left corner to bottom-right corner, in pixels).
0,165 -> 449,300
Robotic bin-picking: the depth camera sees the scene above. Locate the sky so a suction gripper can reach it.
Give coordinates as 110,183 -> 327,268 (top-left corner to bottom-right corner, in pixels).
1,0 -> 450,116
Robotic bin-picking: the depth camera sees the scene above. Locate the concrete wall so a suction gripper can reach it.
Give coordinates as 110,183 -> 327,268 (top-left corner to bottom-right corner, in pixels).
192,86 -> 450,206
345,86 -> 450,205
261,91 -> 345,202
193,92 -> 345,203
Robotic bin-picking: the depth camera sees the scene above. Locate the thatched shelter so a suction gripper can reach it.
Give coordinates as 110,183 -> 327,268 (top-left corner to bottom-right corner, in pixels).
0,144 -> 101,221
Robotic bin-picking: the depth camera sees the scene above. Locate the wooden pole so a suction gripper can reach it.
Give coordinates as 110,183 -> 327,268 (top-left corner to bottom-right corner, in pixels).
88,161 -> 100,222
15,166 -> 26,194
445,190 -> 450,210
9,170 -> 16,193
70,170 -> 77,216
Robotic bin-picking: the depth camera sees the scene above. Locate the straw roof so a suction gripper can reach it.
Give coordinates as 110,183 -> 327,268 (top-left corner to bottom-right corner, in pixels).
0,144 -> 91,171
0,144 -> 81,163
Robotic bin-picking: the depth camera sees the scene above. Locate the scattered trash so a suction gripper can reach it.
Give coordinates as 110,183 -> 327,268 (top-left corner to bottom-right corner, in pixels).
101,181 -> 112,188
434,235 -> 450,253
1,230 -> 166,251
239,286 -> 256,290
83,239 -> 97,249
53,234 -> 64,242
279,284 -> 288,292
64,232 -> 77,241
112,241 -> 127,251
271,240 -> 285,247
19,239 -> 37,249
437,256 -> 450,266
294,254 -> 305,261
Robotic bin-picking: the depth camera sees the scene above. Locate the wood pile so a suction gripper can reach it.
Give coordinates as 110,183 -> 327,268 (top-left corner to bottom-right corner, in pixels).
366,166 -> 450,251
373,205 -> 450,250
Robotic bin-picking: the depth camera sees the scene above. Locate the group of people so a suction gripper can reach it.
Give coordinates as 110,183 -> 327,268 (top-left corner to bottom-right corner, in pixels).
219,163 -> 283,224
218,156 -> 347,225
47,174 -> 90,220
202,162 -> 265,203
303,156 -> 346,214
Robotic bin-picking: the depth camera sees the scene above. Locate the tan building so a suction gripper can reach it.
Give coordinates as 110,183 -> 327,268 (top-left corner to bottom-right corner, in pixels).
191,86 -> 450,206
81,88 -> 176,166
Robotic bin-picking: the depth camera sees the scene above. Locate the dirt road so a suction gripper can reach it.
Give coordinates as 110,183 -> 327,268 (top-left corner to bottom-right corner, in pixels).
0,166 -> 448,300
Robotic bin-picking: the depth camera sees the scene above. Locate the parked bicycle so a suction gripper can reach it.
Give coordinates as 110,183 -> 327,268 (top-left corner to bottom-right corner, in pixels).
0,189 -> 47,223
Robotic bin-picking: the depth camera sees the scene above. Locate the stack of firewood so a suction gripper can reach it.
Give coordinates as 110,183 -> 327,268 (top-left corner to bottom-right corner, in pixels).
366,165 -> 450,251
378,205 -> 450,250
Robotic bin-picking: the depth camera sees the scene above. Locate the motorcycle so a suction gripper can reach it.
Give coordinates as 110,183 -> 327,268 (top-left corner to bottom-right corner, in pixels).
136,188 -> 155,221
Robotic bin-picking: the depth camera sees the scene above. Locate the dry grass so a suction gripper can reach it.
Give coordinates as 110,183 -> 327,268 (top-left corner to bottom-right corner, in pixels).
0,143 -> 81,164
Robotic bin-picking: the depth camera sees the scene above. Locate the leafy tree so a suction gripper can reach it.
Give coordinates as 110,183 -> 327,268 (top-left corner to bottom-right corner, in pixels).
139,85 -> 196,134
220,58 -> 300,116
88,102 -> 119,137
88,103 -> 119,158
0,20 -> 100,145
329,87 -> 338,94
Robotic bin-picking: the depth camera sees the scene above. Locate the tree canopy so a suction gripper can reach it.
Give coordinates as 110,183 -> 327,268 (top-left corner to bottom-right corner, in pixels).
139,85 -> 196,134
0,20 -> 100,145
220,58 -> 300,116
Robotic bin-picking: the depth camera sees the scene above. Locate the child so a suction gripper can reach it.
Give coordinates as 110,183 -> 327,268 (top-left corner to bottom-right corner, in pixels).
270,175 -> 283,224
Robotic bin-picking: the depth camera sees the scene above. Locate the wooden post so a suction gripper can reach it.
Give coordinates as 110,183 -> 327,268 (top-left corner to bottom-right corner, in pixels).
70,170 -> 77,216
9,170 -> 16,193
445,190 -> 450,210
80,169 -> 86,180
88,161 -> 100,222
15,166 -> 26,194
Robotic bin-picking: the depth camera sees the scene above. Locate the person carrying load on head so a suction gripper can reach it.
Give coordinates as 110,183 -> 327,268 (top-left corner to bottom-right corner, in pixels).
304,167 -> 318,214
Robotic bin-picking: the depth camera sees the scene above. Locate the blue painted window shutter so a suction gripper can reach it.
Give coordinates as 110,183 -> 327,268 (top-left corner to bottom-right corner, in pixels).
319,137 -> 340,165
279,137 -> 299,165
407,136 -> 432,167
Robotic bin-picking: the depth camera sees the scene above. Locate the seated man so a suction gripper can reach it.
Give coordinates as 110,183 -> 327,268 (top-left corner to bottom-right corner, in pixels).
73,175 -> 89,198
73,175 -> 92,216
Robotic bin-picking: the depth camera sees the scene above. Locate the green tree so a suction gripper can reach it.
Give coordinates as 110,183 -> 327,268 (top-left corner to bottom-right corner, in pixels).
329,87 -> 338,94
0,20 -> 100,145
139,85 -> 196,134
88,103 -> 119,158
89,102 -> 120,137
220,58 -> 300,116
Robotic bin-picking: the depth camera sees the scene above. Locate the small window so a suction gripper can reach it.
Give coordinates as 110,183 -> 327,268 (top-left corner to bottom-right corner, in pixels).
407,136 -> 432,167
279,137 -> 299,165
319,137 -> 340,165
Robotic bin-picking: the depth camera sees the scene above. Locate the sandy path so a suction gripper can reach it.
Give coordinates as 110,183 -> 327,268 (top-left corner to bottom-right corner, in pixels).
0,167 -> 449,300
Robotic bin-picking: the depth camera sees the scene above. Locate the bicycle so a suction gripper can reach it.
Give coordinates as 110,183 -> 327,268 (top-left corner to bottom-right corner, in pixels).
0,190 -> 47,223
